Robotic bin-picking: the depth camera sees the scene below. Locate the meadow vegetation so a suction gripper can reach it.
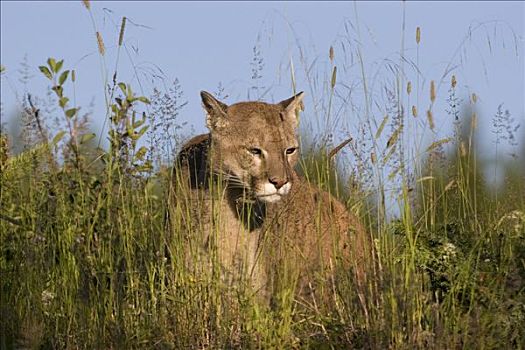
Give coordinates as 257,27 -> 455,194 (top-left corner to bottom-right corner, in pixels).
1,3 -> 524,349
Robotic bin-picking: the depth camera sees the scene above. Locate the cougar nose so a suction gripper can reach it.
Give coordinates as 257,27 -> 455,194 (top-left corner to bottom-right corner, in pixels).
269,177 -> 288,190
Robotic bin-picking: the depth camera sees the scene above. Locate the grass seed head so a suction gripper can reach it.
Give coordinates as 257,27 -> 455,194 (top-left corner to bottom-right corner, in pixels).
96,32 -> 105,56
82,0 -> 90,10
430,80 -> 436,103
118,17 -> 127,47
331,66 -> 337,89
451,75 -> 457,88
416,27 -> 421,44
407,81 -> 412,95
412,105 -> 417,118
427,110 -> 435,130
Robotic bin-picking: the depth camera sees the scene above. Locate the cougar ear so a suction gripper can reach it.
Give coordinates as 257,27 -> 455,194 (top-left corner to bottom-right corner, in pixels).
278,91 -> 304,128
201,91 -> 229,131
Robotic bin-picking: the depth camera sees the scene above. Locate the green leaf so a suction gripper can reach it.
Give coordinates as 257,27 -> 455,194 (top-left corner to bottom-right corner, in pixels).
426,138 -> 452,153
136,96 -> 150,104
65,108 -> 78,119
51,85 -> 63,97
133,118 -> 145,128
39,66 -> 53,80
126,122 -> 134,138
55,60 -> 64,73
58,70 -> 69,85
137,125 -> 149,137
136,160 -> 153,172
375,115 -> 389,139
47,58 -> 56,72
118,82 -> 127,94
80,133 -> 96,144
134,146 -> 148,161
52,131 -> 67,145
59,97 -> 69,108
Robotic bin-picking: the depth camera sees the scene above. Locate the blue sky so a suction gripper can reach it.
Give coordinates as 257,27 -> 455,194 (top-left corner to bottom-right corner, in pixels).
1,1 -> 524,163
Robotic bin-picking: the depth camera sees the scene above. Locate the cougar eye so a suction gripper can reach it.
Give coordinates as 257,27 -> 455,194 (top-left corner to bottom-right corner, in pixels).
249,148 -> 262,156
285,147 -> 297,155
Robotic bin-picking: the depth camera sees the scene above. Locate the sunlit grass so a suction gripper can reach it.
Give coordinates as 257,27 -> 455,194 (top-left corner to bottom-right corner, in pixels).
1,4 -> 524,349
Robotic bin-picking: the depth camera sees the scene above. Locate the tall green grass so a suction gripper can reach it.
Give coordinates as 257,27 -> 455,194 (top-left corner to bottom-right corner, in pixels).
1,3 -> 524,349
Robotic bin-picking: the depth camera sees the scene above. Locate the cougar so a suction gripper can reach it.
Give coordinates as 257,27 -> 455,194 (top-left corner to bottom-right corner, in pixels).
172,91 -> 370,302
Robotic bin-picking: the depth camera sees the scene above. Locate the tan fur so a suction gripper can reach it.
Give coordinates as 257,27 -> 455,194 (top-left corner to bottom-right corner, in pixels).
172,91 -> 369,302
263,173 -> 370,303
173,133 -> 266,291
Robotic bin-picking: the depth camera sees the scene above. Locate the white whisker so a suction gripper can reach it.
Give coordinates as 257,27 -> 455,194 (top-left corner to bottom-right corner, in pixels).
212,170 -> 249,189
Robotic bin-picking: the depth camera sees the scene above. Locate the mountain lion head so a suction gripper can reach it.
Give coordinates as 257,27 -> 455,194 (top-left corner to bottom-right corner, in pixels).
201,91 -> 304,203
